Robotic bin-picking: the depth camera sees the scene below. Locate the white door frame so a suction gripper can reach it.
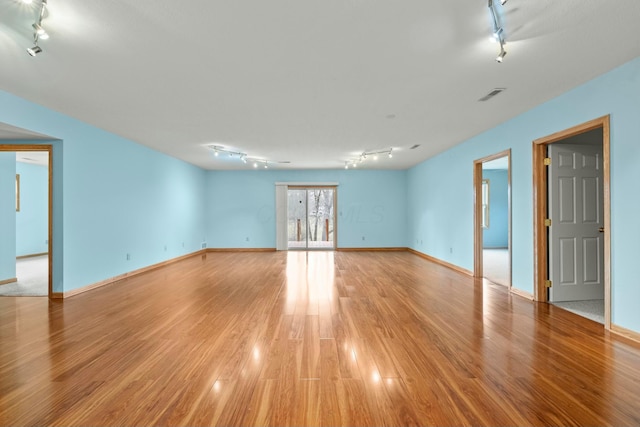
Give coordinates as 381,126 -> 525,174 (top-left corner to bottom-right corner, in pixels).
532,115 -> 611,328
275,182 -> 339,251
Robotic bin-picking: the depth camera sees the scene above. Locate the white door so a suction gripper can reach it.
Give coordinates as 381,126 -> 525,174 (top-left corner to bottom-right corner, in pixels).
548,143 -> 604,302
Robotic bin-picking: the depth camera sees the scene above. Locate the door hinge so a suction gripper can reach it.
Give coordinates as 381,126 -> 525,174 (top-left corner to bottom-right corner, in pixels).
544,218 -> 552,227
543,157 -> 551,166
545,280 -> 552,288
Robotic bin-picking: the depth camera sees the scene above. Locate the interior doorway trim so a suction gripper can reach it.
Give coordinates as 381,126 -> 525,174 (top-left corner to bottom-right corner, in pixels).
0,144 -> 53,299
473,149 -> 511,290
532,115 -> 611,329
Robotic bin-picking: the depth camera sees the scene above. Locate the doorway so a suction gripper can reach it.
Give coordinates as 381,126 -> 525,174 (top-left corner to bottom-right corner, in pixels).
474,149 -> 512,290
532,116 -> 611,328
0,145 -> 52,298
287,187 -> 336,250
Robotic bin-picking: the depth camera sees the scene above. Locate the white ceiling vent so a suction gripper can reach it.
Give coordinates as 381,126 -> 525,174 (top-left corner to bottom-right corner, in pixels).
410,144 -> 421,150
478,88 -> 507,102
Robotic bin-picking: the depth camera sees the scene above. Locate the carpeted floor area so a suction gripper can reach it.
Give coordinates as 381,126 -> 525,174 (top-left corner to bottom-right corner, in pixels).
0,255 -> 48,297
483,248 -> 510,287
552,299 -> 604,324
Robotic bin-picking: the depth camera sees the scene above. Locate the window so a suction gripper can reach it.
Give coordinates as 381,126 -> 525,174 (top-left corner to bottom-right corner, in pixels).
481,179 -> 489,228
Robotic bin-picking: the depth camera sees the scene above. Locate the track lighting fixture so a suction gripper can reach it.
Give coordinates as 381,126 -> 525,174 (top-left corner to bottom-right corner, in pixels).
33,23 -> 47,37
209,145 -> 246,159
26,0 -> 49,57
208,145 -> 272,169
346,148 -> 394,167
491,27 -> 503,43
488,0 -> 508,63
27,45 -> 42,56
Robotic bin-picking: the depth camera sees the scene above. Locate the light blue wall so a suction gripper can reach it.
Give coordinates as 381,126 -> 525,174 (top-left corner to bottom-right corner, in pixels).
0,153 -> 16,282
482,169 -> 508,248
407,55 -> 640,332
206,170 -> 407,248
16,162 -> 48,256
0,91 -> 207,293
2,54 -> 640,333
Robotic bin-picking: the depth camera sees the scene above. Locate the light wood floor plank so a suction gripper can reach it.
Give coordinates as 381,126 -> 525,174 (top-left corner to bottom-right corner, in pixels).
1,250 -> 640,426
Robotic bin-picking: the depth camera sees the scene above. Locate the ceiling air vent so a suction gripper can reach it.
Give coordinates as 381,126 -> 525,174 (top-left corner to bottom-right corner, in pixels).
478,88 -> 506,102
410,144 -> 421,150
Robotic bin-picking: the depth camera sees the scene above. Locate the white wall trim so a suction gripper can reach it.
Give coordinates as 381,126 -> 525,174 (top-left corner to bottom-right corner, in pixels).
275,184 -> 288,250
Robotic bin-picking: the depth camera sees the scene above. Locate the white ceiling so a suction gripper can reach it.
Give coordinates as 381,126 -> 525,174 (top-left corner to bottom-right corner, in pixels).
1,0 -> 639,170
0,122 -> 53,140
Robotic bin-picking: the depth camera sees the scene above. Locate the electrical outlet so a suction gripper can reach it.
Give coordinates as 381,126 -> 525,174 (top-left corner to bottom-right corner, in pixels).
126,253 -> 131,261
201,242 -> 207,249
362,236 -> 365,241
449,247 -> 453,254
45,239 -> 48,244
164,245 -> 167,251
182,242 -> 185,247
246,237 -> 250,242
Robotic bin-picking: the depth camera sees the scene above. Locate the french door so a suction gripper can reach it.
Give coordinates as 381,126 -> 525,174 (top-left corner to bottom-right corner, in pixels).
287,187 -> 336,250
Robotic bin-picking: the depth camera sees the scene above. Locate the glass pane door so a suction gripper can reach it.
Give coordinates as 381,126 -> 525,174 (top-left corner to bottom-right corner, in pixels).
288,188 -> 335,250
288,189 -> 307,249
307,189 -> 334,249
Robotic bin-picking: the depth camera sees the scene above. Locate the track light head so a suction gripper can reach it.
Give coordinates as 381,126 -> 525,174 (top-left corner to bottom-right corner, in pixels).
496,49 -> 507,63
388,150 -> 393,159
27,45 -> 42,56
33,23 -> 46,36
500,0 -> 508,5
492,27 -> 503,43
263,162 -> 268,169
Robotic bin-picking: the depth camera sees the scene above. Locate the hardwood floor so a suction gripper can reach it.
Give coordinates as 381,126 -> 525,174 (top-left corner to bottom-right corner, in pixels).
1,251 -> 639,426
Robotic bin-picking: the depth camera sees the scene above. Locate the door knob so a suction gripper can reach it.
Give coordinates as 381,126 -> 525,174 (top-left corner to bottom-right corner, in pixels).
599,227 -> 605,233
